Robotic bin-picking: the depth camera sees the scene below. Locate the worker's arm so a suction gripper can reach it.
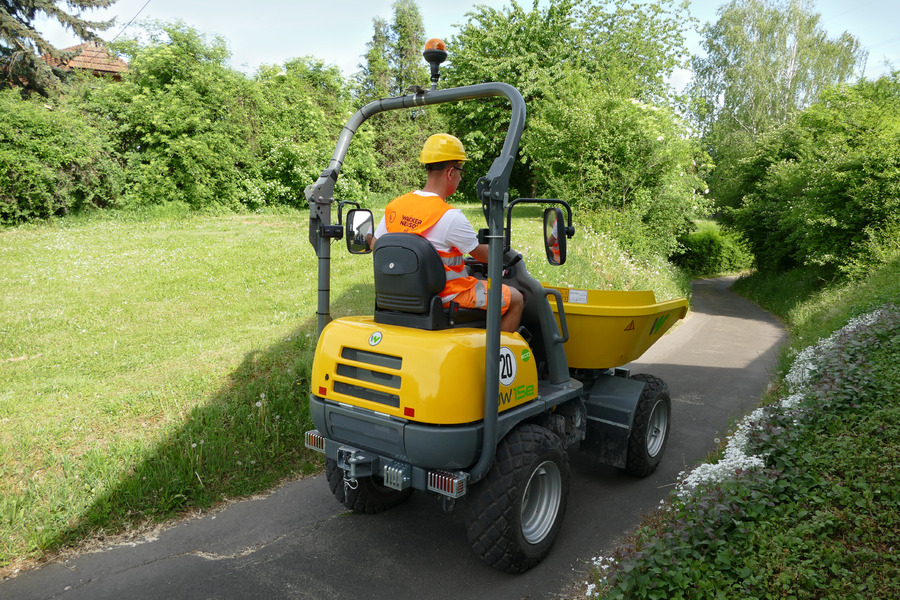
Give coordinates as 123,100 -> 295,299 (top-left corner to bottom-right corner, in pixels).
468,244 -> 489,263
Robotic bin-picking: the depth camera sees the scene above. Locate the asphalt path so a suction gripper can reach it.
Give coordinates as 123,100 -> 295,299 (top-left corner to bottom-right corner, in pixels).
3,277 -> 785,600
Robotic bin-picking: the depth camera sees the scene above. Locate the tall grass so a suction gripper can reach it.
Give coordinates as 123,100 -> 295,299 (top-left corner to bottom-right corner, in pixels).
732,256 -> 900,360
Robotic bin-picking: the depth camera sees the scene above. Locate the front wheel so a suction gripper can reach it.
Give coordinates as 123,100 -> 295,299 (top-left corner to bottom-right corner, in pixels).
465,424 -> 569,573
624,374 -> 671,477
325,458 -> 412,514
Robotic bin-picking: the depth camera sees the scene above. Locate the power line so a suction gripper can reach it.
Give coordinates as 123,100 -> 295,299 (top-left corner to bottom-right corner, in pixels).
822,0 -> 880,23
110,0 -> 152,43
869,34 -> 900,50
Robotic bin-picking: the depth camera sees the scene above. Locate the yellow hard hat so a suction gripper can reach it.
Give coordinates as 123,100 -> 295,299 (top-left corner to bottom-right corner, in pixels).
419,133 -> 468,164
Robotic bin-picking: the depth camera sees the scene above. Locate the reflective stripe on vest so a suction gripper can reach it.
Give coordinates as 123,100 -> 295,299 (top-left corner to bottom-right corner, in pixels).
384,192 -> 478,302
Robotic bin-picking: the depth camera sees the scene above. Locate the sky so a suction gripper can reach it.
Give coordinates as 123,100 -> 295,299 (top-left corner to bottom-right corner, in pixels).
36,0 -> 900,92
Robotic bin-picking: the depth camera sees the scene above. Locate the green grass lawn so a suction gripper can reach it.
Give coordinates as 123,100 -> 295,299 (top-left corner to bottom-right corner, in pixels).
0,206 -> 690,572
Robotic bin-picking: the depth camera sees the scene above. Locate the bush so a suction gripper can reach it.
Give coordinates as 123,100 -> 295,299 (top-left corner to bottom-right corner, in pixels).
726,73 -> 900,275
674,221 -> 754,275
527,71 -> 711,259
0,89 -> 124,224
85,23 -> 380,212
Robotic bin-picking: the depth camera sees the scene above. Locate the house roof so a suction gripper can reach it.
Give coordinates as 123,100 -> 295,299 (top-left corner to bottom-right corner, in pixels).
45,42 -> 128,75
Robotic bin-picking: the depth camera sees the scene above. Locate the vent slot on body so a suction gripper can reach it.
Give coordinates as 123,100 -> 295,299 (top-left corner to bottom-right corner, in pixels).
333,381 -> 401,408
341,347 -> 402,370
336,363 -> 402,389
334,347 -> 403,408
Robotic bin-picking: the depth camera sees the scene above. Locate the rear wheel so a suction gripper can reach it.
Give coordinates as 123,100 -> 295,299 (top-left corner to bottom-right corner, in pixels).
624,374 -> 671,476
325,458 -> 412,514
465,424 -> 569,573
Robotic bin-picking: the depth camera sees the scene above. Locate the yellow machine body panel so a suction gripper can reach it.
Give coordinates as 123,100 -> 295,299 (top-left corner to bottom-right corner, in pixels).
545,287 -> 689,369
311,317 -> 538,425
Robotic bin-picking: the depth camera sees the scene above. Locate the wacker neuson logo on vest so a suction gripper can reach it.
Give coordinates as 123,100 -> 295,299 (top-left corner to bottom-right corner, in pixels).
399,214 -> 423,229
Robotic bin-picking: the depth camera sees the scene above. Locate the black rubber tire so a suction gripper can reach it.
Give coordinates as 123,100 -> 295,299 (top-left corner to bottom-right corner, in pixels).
624,374 -> 671,477
465,424 -> 570,573
325,458 -> 413,514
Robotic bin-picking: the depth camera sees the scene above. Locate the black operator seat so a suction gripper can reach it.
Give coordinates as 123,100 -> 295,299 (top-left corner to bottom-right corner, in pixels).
373,233 -> 486,330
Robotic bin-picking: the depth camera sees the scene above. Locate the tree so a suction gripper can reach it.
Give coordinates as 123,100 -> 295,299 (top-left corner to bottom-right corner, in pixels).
355,0 -> 443,193
356,16 -> 391,103
441,0 -> 693,198
389,0 -> 427,95
728,73 -> 900,274
89,21 -> 257,210
528,67 -> 710,257
1,0 -> 116,96
688,0 -> 867,208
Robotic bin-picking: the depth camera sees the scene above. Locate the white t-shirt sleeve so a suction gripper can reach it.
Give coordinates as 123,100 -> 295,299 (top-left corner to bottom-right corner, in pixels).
438,210 -> 479,255
373,215 -> 388,239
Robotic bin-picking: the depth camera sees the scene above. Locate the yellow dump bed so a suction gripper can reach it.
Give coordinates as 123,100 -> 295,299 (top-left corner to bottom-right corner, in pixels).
545,287 -> 689,369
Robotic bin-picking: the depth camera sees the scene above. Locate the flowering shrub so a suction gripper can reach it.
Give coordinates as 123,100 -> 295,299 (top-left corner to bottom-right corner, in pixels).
593,303 -> 900,599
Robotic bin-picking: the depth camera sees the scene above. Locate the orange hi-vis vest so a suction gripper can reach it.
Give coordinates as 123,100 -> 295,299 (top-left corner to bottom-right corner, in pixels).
384,192 -> 478,302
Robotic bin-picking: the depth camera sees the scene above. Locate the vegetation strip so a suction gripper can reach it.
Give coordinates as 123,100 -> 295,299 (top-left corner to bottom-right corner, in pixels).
586,301 -> 900,598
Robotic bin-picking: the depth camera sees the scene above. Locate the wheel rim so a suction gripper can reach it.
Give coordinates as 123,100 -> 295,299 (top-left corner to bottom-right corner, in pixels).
646,398 -> 669,457
520,460 -> 562,545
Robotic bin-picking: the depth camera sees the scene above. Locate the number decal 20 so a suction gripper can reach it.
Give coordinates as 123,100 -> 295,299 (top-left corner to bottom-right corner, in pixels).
499,346 -> 517,387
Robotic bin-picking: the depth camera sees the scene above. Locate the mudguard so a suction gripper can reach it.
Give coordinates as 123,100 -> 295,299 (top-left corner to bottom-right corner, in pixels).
582,373 -> 645,468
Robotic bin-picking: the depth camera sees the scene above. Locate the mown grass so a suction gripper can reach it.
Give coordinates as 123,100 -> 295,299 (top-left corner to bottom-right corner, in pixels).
0,203 -> 690,573
0,209 -> 371,572
580,255 -> 900,598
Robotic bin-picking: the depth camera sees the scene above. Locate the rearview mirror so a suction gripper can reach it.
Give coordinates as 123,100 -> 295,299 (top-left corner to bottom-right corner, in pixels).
543,207 -> 566,265
346,209 -> 374,254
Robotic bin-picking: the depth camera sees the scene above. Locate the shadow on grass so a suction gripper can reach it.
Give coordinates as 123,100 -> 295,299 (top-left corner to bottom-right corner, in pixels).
51,281 -> 375,552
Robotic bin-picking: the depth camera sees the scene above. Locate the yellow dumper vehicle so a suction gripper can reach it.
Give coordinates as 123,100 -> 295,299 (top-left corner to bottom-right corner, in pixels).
303,39 -> 687,572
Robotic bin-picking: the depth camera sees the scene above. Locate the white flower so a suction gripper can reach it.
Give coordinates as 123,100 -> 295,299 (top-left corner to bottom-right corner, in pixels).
255,401 -> 262,408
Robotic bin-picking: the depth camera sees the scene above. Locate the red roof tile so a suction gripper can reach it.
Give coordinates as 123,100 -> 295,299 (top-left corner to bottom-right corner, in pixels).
44,42 -> 128,75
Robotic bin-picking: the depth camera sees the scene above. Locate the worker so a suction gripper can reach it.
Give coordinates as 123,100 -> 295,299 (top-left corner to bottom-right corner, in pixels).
369,133 -> 524,333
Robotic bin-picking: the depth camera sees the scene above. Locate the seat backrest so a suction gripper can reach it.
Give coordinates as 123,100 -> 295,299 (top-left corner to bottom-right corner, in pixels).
373,233 -> 445,314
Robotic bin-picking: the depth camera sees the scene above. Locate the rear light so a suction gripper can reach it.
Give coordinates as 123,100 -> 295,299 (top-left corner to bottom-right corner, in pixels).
305,430 -> 326,453
383,461 -> 412,491
427,470 -> 468,498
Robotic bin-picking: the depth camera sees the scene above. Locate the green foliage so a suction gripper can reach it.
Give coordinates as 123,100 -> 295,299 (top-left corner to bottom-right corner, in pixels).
733,254 -> 900,353
527,69 -> 710,257
690,0 -> 867,210
87,21 -> 257,210
601,303 -> 900,600
442,0 -> 694,199
248,58 -> 378,207
355,17 -> 392,102
354,0 -> 444,193
0,0 -> 115,97
73,21 -> 378,212
0,88 -> 125,224
674,220 -> 754,275
727,74 -> 900,274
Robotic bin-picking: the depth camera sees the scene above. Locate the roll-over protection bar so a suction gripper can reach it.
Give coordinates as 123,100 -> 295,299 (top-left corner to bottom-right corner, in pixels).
307,83 -> 526,483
